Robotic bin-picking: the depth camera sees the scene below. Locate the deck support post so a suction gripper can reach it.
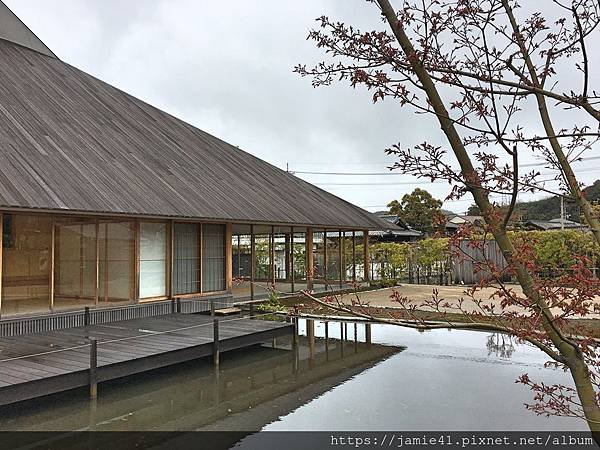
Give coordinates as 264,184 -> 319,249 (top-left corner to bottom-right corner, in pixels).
324,321 -> 329,356
176,298 -> 181,313
210,299 -> 215,316
213,319 -> 220,367
354,322 -> 358,353
306,227 -> 313,290
89,338 -> 98,399
365,323 -> 372,348
340,322 -> 344,357
84,307 -> 90,326
171,298 -> 176,314
292,316 -> 298,347
307,319 -> 315,361
249,303 -> 254,318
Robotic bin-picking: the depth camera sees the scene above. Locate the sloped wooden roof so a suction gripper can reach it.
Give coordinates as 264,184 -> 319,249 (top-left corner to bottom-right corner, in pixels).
0,38 -> 391,230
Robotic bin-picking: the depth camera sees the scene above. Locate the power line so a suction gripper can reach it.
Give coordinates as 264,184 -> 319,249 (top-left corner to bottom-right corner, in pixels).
291,157 -> 600,176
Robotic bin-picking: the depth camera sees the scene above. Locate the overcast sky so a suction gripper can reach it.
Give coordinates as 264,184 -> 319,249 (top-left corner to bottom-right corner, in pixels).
5,0 -> 599,215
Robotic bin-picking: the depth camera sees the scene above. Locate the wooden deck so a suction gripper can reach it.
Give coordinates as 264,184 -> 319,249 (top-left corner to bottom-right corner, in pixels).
0,313 -> 293,406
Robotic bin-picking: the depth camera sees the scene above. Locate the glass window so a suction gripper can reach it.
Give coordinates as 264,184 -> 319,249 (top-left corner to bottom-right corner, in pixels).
202,224 -> 225,292
54,218 -> 96,309
99,221 -> 135,302
173,223 -> 200,295
255,234 -> 271,280
140,222 -> 167,298
1,214 -> 52,316
313,230 -> 325,279
326,231 -> 341,281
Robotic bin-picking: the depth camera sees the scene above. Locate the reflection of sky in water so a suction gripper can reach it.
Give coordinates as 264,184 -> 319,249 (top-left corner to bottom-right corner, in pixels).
265,321 -> 585,431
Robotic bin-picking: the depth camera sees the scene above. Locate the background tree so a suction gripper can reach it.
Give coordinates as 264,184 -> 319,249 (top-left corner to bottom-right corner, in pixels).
296,0 -> 600,435
387,188 -> 442,233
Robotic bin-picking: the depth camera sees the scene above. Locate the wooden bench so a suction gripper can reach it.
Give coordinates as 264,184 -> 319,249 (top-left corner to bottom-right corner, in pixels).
214,307 -> 242,316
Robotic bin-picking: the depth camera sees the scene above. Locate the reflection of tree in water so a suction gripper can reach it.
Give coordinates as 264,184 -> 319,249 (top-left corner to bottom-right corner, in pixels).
486,333 -> 515,359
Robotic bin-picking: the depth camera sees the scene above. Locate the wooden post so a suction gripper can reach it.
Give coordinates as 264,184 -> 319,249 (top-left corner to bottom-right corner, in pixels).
340,322 -> 344,357
365,323 -> 372,348
0,213 -> 3,318
307,319 -> 315,360
325,321 -> 329,356
213,319 -> 220,367
250,225 -> 255,301
292,316 -> 298,348
363,230 -> 370,283
167,220 -> 174,299
338,230 -> 343,288
89,338 -> 98,399
284,233 -> 291,283
352,231 -> 356,282
306,227 -> 314,290
210,299 -> 215,316
171,298 -> 176,314
323,230 -> 328,281
225,223 -> 233,292
95,219 -> 99,306
84,306 -> 90,326
249,302 -> 254,318
270,225 -> 275,285
176,298 -> 181,313
50,216 -> 55,310
134,220 -> 140,302
290,228 -> 295,293
354,322 -> 358,353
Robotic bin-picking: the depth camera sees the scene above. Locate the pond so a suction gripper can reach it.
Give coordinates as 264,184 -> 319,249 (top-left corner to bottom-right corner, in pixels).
0,318 -> 585,433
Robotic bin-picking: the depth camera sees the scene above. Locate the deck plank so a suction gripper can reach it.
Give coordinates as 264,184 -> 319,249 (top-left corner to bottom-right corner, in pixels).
0,313 -> 292,405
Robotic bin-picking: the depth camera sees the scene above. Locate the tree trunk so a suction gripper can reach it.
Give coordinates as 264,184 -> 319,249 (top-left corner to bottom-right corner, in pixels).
501,0 -> 600,245
377,0 -> 600,432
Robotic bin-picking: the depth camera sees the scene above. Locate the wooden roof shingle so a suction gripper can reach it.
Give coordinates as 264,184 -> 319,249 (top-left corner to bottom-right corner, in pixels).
0,39 -> 391,230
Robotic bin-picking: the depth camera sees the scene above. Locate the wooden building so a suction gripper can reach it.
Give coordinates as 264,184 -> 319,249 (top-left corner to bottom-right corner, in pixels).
0,3 -> 390,319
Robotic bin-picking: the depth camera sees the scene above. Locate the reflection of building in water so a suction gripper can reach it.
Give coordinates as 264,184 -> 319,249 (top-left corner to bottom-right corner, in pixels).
0,320 -> 401,435
486,333 -> 515,359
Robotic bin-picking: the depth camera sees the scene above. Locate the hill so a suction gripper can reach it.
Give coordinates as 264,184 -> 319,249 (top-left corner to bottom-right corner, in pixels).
467,180 -> 600,221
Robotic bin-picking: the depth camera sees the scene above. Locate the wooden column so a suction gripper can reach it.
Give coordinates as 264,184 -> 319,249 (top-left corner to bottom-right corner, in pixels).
167,220 -> 174,299
306,227 -> 313,290
0,213 -> 4,317
290,228 -> 295,293
270,225 -> 275,285
250,225 -> 255,300
284,233 -> 291,283
352,231 -> 356,282
338,230 -> 343,288
363,230 -> 370,282
323,230 -> 328,281
50,216 -> 55,310
225,223 -> 233,291
95,219 -> 100,305
134,220 -> 140,302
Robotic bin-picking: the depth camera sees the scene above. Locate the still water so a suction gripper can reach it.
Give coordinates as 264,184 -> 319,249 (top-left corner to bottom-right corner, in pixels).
0,318 -> 586,432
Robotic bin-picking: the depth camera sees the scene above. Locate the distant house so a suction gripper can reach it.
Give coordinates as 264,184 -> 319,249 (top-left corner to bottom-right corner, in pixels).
0,2 -> 393,318
520,218 -> 589,232
370,213 -> 422,242
443,214 -> 485,234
